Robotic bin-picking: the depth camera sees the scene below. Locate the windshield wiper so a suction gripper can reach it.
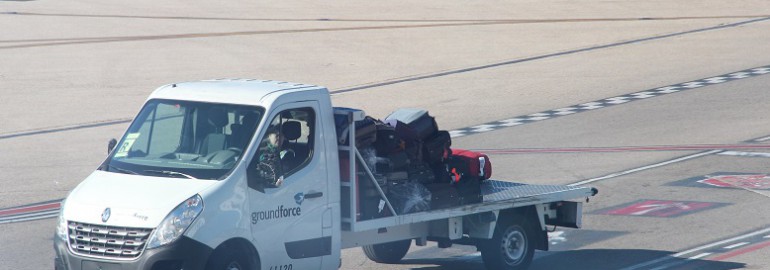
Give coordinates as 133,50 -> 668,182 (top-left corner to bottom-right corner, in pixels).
109,165 -> 139,175
144,170 -> 198,179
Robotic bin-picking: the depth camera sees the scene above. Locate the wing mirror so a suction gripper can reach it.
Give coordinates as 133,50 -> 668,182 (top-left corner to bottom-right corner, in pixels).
108,138 -> 117,155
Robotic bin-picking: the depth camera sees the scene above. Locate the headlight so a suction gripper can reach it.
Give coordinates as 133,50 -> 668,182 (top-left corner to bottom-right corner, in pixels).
56,199 -> 68,241
146,194 -> 204,249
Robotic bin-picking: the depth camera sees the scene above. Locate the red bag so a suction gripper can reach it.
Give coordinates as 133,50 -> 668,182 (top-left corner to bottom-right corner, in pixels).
450,149 -> 492,180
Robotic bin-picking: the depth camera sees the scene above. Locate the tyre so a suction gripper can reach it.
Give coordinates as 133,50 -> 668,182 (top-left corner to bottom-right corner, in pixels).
362,239 -> 412,264
480,216 -> 536,270
206,249 -> 251,270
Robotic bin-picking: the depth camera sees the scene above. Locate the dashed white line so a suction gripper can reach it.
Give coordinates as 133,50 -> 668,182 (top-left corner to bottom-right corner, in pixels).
704,77 -> 727,84
447,65 -> 770,138
620,227 -> 770,270
681,81 -> 705,88
470,124 -> 496,132
723,242 -> 750,249
688,252 -> 712,260
649,253 -> 712,270
729,72 -> 751,79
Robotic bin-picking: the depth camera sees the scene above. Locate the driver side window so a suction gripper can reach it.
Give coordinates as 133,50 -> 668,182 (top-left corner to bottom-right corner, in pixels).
250,107 -> 315,189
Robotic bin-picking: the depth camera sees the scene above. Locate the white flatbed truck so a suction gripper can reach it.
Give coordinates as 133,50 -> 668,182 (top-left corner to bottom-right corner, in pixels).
54,79 -> 598,270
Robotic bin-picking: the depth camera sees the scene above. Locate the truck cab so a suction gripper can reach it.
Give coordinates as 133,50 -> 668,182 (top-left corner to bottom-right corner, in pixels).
55,79 -> 342,270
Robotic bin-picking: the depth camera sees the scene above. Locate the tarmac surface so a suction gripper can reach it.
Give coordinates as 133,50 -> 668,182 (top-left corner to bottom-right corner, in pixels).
1,0 -> 770,269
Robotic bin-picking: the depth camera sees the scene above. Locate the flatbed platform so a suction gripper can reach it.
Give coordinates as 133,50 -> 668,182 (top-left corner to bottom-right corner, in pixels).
343,180 -> 594,232
482,180 -> 589,202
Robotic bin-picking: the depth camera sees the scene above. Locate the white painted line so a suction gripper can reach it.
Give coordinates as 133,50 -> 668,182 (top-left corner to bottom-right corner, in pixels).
647,252 -> 712,270
764,235 -> 770,238
718,151 -> 770,158
0,212 -> 59,225
569,150 -> 722,186
723,242 -> 750,249
620,227 -> 770,270
650,264 -> 674,270
689,253 -> 712,260
753,136 -> 770,142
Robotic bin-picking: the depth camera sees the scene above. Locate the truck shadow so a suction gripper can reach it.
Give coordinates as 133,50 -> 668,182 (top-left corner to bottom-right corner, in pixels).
398,249 -> 746,270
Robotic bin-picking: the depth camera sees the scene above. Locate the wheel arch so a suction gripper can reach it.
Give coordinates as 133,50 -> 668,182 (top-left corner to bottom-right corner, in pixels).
207,237 -> 261,270
499,206 -> 548,251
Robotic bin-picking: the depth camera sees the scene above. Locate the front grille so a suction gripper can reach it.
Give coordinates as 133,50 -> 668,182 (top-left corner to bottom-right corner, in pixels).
67,221 -> 153,260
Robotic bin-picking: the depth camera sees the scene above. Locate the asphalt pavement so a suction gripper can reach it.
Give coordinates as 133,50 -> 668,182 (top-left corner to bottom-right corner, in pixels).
1,0 -> 769,269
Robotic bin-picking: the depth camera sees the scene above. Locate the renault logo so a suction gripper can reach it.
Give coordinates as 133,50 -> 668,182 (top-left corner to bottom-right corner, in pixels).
101,208 -> 111,223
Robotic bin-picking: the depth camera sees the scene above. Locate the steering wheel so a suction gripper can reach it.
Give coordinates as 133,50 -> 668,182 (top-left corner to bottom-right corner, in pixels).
281,148 -> 296,159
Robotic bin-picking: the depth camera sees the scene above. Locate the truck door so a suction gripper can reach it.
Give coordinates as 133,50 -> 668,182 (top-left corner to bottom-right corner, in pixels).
246,101 -> 329,270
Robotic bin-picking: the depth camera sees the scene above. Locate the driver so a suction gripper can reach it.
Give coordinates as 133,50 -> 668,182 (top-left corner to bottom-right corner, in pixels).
257,126 -> 285,187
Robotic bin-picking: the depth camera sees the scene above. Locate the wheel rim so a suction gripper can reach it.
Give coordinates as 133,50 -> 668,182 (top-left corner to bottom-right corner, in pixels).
225,261 -> 243,270
500,227 -> 527,265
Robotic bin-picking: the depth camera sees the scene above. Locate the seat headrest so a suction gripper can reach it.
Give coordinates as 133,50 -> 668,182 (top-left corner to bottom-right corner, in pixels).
282,121 -> 301,141
242,112 -> 259,128
208,107 -> 228,128
230,123 -> 242,133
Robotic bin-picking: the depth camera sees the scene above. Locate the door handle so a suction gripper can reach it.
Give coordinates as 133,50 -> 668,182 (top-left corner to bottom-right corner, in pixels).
305,192 -> 323,199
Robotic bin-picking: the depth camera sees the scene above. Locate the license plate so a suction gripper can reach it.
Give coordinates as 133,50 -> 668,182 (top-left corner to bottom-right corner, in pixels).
82,260 -> 122,270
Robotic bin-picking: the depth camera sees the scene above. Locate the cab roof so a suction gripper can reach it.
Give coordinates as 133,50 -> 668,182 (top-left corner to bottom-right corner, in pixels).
147,79 -> 326,106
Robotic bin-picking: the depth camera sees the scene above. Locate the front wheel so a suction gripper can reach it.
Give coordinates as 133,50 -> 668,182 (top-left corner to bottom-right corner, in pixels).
480,218 -> 535,270
362,239 -> 412,264
206,249 -> 250,270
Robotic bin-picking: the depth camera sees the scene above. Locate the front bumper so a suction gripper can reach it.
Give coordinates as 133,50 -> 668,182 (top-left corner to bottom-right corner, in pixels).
54,235 -> 213,270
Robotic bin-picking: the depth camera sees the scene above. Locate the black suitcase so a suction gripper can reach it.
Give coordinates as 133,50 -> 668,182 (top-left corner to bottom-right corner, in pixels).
447,157 -> 483,205
423,130 -> 452,164
407,163 -> 436,184
334,115 -> 377,147
374,159 -> 392,174
370,151 -> 409,174
431,163 -> 452,184
386,119 -> 419,142
386,171 -> 409,183
386,109 -> 439,140
355,117 -> 378,148
425,183 -> 459,210
404,140 -> 423,163
385,119 -> 423,161
373,123 -> 403,156
387,151 -> 410,171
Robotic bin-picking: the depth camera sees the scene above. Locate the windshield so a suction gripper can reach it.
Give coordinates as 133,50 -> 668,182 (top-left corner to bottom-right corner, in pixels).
102,99 -> 264,180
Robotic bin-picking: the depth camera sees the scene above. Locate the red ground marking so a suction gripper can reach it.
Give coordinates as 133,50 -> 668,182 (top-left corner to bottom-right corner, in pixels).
711,240 -> 770,261
477,144 -> 770,154
599,200 -> 717,217
698,174 -> 770,190
0,202 -> 60,217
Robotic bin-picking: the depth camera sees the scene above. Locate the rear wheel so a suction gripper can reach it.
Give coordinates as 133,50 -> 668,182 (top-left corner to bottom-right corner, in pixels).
362,239 -> 412,264
480,215 -> 536,270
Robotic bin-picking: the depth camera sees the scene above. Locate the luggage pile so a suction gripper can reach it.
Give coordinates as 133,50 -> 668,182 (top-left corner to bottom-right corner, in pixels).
341,108 -> 493,219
